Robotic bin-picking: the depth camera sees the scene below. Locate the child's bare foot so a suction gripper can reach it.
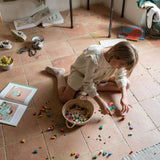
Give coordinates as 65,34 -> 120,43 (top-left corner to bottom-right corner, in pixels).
45,66 -> 65,76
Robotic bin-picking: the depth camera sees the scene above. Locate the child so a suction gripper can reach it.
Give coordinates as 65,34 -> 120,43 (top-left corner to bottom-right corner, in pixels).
46,41 -> 138,115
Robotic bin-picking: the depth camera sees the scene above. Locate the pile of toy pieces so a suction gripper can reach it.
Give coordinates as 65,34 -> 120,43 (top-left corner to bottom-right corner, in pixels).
65,105 -> 91,124
107,102 -> 116,116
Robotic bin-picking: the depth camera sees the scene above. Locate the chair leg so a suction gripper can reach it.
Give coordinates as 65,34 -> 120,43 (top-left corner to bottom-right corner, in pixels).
69,0 -> 73,28
87,0 -> 90,10
108,0 -> 114,38
121,0 -> 125,18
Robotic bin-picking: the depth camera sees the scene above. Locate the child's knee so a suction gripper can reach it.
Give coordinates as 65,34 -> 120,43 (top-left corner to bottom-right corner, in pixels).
59,95 -> 67,103
58,85 -> 76,103
59,92 -> 74,103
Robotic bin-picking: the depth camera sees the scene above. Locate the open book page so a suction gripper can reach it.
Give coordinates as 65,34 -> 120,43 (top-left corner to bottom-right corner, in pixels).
0,83 -> 37,106
0,99 -> 27,126
42,11 -> 64,27
13,7 -> 51,30
13,16 -> 36,30
32,7 -> 52,26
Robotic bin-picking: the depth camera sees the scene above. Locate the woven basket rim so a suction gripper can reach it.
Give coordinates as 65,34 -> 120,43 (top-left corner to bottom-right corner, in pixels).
62,99 -> 94,126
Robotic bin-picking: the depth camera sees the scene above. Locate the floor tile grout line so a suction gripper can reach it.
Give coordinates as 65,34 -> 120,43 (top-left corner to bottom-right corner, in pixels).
1,125 -> 8,160
80,115 -> 132,155
135,93 -> 160,103
79,128 -> 92,154
109,116 -> 135,152
110,93 -> 160,151
2,130 -> 51,159
59,25 -> 86,56
31,92 -> 51,159
31,99 -> 52,160
1,4 -> 160,160
88,32 -> 101,45
130,61 -> 160,102
2,106 -> 46,146
2,129 -> 44,147
18,54 -> 30,86
130,83 -> 160,102
43,46 -> 53,64
138,100 -> 160,130
66,40 -> 78,56
92,139 -> 130,154
129,89 -> 140,105
131,127 -> 160,138
40,132 -> 52,160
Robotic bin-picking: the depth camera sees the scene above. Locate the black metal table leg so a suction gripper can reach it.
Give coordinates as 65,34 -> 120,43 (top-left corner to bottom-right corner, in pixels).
87,0 -> 90,10
108,0 -> 114,38
121,0 -> 125,18
70,0 -> 73,28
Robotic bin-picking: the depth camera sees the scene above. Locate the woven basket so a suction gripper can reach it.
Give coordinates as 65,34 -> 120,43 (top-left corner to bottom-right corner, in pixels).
62,98 -> 94,128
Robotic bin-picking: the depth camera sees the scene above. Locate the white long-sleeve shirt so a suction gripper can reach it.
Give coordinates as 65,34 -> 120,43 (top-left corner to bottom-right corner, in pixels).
67,45 -> 128,97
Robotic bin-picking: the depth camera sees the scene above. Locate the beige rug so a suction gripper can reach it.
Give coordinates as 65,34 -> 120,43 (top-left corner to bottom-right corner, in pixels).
121,142 -> 160,160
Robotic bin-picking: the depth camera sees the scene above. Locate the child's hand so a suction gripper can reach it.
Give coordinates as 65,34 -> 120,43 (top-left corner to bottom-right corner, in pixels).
120,96 -> 130,114
100,104 -> 111,115
93,96 -> 111,115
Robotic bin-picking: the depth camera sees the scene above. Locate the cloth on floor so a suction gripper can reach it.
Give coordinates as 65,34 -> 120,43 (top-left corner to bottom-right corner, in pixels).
121,142 -> 160,160
147,4 -> 160,28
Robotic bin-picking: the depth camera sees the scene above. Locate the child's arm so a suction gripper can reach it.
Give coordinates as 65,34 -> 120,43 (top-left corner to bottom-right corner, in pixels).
93,95 -> 111,115
114,68 -> 131,114
120,87 -> 129,114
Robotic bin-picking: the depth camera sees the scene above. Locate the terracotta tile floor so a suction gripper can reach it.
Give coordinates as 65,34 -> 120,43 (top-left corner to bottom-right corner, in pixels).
0,3 -> 160,160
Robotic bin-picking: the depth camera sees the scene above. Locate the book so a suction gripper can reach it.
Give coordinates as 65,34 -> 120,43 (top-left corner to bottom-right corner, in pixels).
13,7 -> 52,30
118,26 -> 145,41
99,38 -> 127,48
0,82 -> 37,126
42,11 -> 64,27
139,27 -> 145,40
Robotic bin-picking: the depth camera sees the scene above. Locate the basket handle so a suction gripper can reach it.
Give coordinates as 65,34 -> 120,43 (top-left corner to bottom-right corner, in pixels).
65,120 -> 76,128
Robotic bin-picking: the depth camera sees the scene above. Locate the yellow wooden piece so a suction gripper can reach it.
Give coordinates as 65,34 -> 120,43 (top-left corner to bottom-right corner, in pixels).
21,139 -> 25,143
51,136 -> 56,139
71,152 -> 76,156
38,115 -> 43,118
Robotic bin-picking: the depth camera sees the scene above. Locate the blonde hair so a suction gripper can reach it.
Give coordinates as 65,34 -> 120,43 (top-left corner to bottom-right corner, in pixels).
106,41 -> 138,77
